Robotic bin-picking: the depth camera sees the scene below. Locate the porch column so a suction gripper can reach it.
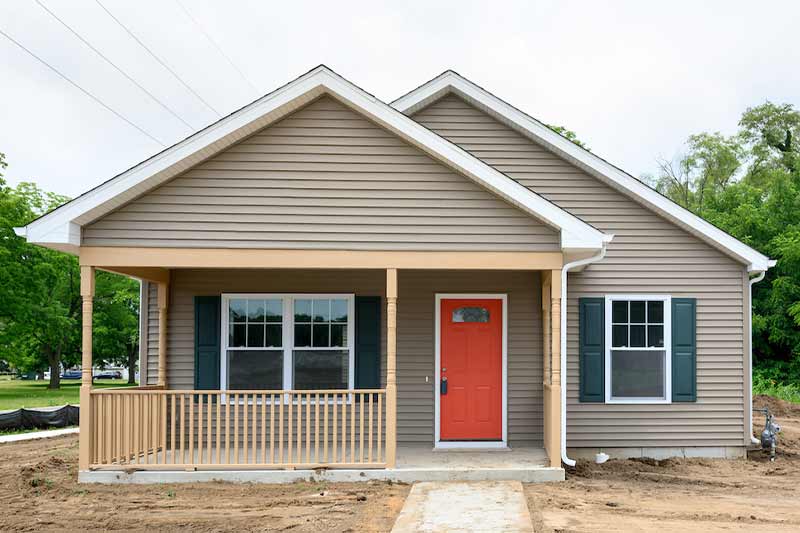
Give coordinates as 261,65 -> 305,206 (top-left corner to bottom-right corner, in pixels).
157,281 -> 169,388
386,268 -> 398,468
548,269 -> 563,468
78,266 -> 95,471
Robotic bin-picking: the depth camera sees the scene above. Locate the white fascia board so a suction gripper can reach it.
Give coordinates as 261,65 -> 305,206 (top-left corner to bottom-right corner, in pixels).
22,66 -> 607,254
392,71 -> 773,272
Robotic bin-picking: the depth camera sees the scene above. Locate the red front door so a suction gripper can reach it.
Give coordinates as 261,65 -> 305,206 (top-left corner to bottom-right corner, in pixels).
440,298 -> 503,441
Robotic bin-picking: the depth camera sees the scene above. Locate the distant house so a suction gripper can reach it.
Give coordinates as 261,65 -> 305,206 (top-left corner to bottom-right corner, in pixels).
16,66 -> 773,483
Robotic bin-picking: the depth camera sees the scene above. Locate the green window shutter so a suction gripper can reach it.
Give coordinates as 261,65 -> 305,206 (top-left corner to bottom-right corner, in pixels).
355,296 -> 381,389
671,298 -> 697,402
579,297 -> 605,402
194,296 -> 221,390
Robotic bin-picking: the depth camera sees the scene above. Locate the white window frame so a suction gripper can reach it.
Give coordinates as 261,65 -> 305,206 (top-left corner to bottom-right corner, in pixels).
220,294 -> 355,400
604,294 -> 672,405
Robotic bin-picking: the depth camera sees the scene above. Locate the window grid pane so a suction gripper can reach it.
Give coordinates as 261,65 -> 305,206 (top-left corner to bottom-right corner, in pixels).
293,298 -> 348,349
611,299 -> 665,348
228,298 -> 283,348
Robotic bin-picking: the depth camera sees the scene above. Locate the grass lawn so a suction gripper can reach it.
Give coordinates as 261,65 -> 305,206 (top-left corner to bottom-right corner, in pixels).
0,377 -> 137,410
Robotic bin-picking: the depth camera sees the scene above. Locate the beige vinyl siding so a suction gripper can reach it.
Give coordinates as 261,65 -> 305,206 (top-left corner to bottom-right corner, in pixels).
414,95 -> 747,448
145,281 -> 159,386
83,96 -> 559,252
143,268 -> 544,446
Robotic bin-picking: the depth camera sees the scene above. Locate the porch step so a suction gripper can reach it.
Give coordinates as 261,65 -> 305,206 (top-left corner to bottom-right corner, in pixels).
391,481 -> 534,533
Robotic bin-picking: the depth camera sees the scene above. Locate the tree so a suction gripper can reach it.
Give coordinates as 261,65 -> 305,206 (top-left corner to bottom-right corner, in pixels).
0,154 -> 142,388
93,271 -> 140,384
739,101 -> 800,178
0,165 -> 81,388
647,133 -> 744,211
648,103 -> 800,386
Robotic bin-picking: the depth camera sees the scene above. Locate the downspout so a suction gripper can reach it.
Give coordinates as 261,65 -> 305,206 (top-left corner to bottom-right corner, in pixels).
748,271 -> 766,445
561,245 -> 608,467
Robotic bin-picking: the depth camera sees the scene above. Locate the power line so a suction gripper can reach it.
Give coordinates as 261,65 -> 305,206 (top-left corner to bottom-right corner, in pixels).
94,0 -> 222,117
35,0 -> 196,132
173,0 -> 258,94
0,27 -> 165,146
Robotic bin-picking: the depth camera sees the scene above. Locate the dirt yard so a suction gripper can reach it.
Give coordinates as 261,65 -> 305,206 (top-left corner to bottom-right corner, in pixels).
527,395 -> 800,532
1,396 -> 798,532
0,436 -> 408,532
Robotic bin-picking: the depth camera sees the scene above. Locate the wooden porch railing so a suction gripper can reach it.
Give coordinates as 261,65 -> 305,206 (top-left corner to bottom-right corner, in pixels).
88,388 -> 386,470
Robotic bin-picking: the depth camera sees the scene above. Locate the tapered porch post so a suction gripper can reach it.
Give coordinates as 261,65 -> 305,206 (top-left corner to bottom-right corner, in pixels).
157,280 -> 169,388
386,268 -> 398,468
78,266 -> 95,471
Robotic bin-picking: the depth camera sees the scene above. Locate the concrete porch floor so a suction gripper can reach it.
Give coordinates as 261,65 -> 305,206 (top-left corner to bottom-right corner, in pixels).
79,445 -> 564,484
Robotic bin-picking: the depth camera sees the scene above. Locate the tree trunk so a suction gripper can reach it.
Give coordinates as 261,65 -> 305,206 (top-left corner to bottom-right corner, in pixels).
44,345 -> 61,390
127,345 -> 137,385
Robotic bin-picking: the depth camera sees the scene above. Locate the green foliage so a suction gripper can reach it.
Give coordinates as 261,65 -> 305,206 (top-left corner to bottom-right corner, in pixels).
753,363 -> 800,404
738,101 -> 800,177
0,165 -> 80,388
93,271 -> 140,384
647,102 -> 800,391
0,153 -> 139,388
646,132 -> 745,211
547,124 -> 588,150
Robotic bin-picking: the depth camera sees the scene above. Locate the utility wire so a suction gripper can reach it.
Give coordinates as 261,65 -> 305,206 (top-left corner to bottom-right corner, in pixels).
0,27 -> 165,146
35,0 -> 195,131
94,0 -> 222,117
173,0 -> 258,94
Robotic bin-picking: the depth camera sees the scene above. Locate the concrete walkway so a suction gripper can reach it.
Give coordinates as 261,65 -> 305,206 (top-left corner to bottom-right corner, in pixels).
391,481 -> 534,533
0,427 -> 78,444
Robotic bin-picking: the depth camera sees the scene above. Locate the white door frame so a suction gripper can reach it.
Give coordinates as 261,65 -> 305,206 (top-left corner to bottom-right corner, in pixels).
434,293 -> 508,449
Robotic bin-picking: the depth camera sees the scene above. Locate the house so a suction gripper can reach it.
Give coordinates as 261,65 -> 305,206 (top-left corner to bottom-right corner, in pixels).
15,66 -> 774,483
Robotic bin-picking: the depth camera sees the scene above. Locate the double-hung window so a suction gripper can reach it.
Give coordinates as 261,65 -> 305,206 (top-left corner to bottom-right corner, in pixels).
605,295 -> 671,403
221,294 -> 355,393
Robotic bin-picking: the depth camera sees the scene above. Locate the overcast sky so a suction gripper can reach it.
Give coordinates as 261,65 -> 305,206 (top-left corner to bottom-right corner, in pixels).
1,0 -> 799,198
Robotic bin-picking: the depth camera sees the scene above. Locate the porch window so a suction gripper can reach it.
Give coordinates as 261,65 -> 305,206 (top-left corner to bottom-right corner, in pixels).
293,298 -> 350,389
605,296 -> 671,403
226,298 -> 283,390
221,294 -> 355,392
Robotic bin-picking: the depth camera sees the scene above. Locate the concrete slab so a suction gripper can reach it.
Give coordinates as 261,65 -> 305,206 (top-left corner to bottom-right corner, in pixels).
79,466 -> 564,484
0,427 -> 78,444
78,444 -> 564,484
568,445 -> 748,460
391,481 -> 534,533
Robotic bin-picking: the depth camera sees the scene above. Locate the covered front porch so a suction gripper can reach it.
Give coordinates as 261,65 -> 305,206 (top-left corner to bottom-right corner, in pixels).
77,248 -> 567,481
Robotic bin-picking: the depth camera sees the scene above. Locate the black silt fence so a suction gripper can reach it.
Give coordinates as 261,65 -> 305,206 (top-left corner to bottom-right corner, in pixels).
0,405 -> 79,431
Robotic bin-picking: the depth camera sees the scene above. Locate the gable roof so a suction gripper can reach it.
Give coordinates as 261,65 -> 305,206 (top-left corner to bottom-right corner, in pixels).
392,70 -> 774,272
16,66 -> 609,256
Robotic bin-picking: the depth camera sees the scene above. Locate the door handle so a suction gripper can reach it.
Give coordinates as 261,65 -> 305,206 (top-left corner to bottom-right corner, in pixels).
440,376 -> 448,395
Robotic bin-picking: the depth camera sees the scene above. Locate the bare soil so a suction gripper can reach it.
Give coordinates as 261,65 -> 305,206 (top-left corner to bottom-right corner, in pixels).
0,435 -> 408,532
1,397 -> 798,532
526,396 -> 800,532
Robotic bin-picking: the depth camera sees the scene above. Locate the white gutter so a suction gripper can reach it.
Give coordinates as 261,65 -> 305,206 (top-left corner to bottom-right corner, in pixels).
560,245 -> 608,467
748,270 -> 766,445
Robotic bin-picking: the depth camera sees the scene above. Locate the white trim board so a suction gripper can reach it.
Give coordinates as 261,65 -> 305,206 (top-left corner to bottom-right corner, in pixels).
17,66 -> 608,256
434,294 -> 508,449
392,70 -> 774,272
